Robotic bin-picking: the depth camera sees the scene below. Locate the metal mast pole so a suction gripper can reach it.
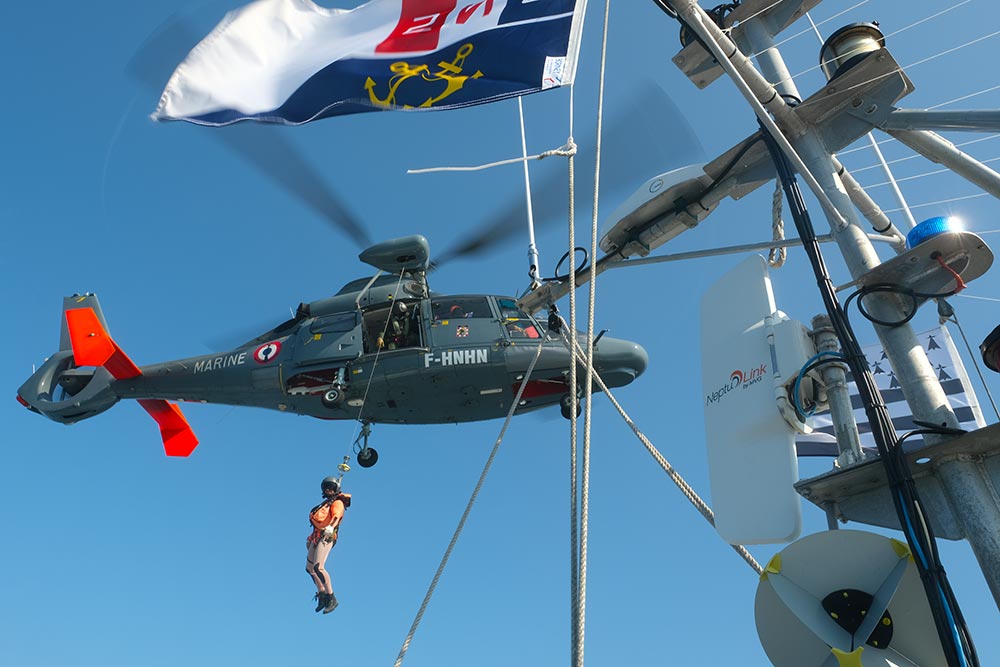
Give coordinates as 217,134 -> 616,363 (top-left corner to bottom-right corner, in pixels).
668,0 -> 1000,606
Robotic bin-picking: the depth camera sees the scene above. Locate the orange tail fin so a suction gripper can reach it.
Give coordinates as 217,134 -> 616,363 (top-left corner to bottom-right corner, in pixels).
65,307 -> 199,457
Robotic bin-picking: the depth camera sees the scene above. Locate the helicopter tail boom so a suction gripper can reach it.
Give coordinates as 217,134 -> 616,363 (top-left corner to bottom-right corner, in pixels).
17,298 -> 199,457
63,307 -> 199,457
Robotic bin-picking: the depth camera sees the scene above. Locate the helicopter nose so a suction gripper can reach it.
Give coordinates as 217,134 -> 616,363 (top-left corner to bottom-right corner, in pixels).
594,336 -> 649,388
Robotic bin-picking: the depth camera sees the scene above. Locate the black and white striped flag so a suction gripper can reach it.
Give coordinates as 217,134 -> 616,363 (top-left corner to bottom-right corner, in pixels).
797,325 -> 987,456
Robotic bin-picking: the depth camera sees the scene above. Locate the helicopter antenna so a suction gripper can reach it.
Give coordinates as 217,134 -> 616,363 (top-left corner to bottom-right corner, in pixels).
354,270 -> 383,310
518,97 -> 542,290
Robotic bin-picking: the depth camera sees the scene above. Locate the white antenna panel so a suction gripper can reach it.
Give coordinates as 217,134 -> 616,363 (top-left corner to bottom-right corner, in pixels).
701,255 -> 801,544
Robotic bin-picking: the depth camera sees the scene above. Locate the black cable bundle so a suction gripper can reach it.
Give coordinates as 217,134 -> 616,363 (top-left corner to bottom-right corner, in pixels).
758,123 -> 978,667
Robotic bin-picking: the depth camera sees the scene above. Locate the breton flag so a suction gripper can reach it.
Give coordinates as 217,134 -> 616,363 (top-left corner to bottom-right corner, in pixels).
797,325 -> 988,456
152,0 -> 588,126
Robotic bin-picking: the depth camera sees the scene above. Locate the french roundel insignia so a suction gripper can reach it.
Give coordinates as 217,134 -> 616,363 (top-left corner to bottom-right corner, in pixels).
254,341 -> 281,364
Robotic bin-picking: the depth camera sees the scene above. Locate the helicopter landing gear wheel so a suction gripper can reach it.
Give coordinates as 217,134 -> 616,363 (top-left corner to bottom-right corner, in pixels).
560,393 -> 582,420
357,447 -> 379,468
321,387 -> 344,408
353,420 -> 378,467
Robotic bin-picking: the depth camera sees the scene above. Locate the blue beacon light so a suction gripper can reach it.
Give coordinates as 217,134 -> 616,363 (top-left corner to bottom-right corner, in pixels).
906,216 -> 960,249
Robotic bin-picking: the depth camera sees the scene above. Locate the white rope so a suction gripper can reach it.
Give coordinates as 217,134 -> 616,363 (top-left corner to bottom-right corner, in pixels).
792,28 -> 1000,117
348,268 -> 407,450
956,293 -> 1000,303
863,156 -> 1000,188
566,82 -> 582,667
847,135 -> 1000,175
768,179 -> 787,268
868,134 -> 917,227
882,192 -> 991,212
576,1 -> 612,663
942,313 -> 1000,421
733,0 -> 784,30
406,143 -> 577,174
558,320 -> 763,575
752,1 -> 871,58
838,136 -> 897,156
393,340 -> 546,667
792,0 -> 975,83
930,84 -> 1000,109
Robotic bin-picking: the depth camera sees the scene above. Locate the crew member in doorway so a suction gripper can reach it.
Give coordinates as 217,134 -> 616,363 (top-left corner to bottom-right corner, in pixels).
306,476 -> 352,614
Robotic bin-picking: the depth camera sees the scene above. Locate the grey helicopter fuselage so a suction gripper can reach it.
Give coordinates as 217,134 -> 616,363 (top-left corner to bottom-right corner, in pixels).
114,276 -> 646,424
17,236 -> 648,442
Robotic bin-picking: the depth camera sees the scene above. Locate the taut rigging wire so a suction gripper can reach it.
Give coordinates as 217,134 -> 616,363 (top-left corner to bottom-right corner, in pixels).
556,315 -> 764,574
392,341 -> 546,667
936,299 -> 1000,421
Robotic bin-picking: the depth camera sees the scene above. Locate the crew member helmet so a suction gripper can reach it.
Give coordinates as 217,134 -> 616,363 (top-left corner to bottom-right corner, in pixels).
321,476 -> 341,494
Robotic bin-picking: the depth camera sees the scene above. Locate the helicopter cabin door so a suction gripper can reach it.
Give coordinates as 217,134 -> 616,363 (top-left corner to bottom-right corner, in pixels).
353,299 -> 429,420
293,312 -> 362,366
285,311 -> 362,397
421,296 -> 509,421
427,296 -> 500,348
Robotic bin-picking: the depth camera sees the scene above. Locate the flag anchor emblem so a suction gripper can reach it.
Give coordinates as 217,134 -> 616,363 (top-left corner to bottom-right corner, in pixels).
364,43 -> 484,109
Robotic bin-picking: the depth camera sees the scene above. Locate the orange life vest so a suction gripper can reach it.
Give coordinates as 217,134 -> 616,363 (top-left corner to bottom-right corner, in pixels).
308,493 -> 351,544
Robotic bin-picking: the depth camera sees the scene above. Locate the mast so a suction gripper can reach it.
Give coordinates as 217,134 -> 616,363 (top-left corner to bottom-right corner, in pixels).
668,0 -> 1000,607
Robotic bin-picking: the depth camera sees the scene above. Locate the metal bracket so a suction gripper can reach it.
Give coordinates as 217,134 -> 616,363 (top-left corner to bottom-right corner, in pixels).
795,423 -> 1000,540
672,0 -> 822,89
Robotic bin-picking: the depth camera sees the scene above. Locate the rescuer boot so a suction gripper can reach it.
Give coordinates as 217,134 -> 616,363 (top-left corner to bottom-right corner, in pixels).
314,592 -> 328,613
322,594 -> 339,615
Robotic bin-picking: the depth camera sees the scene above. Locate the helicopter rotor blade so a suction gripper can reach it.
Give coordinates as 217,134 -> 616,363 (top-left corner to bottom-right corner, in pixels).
126,13 -> 372,248
432,81 -> 704,272
212,125 -> 373,247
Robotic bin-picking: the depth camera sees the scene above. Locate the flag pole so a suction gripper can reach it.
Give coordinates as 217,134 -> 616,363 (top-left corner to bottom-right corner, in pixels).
518,96 -> 541,289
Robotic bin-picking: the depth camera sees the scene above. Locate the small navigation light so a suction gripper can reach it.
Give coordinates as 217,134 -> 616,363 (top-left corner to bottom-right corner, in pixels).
981,324 -> 1000,373
819,22 -> 885,80
906,216 -> 960,249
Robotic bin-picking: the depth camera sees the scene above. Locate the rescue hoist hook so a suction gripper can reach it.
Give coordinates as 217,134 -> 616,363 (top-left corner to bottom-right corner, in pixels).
336,456 -> 351,485
353,420 -> 378,468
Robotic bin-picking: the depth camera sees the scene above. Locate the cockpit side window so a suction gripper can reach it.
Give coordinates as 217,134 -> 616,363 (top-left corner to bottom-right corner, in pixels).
310,312 -> 359,334
431,297 -> 492,321
496,298 -> 541,339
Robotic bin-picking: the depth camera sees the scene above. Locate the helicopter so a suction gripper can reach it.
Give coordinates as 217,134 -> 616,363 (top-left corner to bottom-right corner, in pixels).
16,235 -> 648,466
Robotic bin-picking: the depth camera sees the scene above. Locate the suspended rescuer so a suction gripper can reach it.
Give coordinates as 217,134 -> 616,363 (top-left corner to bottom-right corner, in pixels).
306,476 -> 351,614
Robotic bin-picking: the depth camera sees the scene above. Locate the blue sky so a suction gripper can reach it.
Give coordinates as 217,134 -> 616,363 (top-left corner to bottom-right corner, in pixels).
2,1 -> 999,665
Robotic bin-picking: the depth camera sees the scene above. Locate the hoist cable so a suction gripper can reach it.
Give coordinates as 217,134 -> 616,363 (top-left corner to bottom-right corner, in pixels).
348,268 -> 408,450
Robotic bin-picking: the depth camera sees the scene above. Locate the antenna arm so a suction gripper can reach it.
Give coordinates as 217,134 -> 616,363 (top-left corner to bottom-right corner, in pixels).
666,0 -> 846,228
517,254 -> 615,315
876,109 -> 1000,133
832,157 -> 907,250
885,128 -> 1000,199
